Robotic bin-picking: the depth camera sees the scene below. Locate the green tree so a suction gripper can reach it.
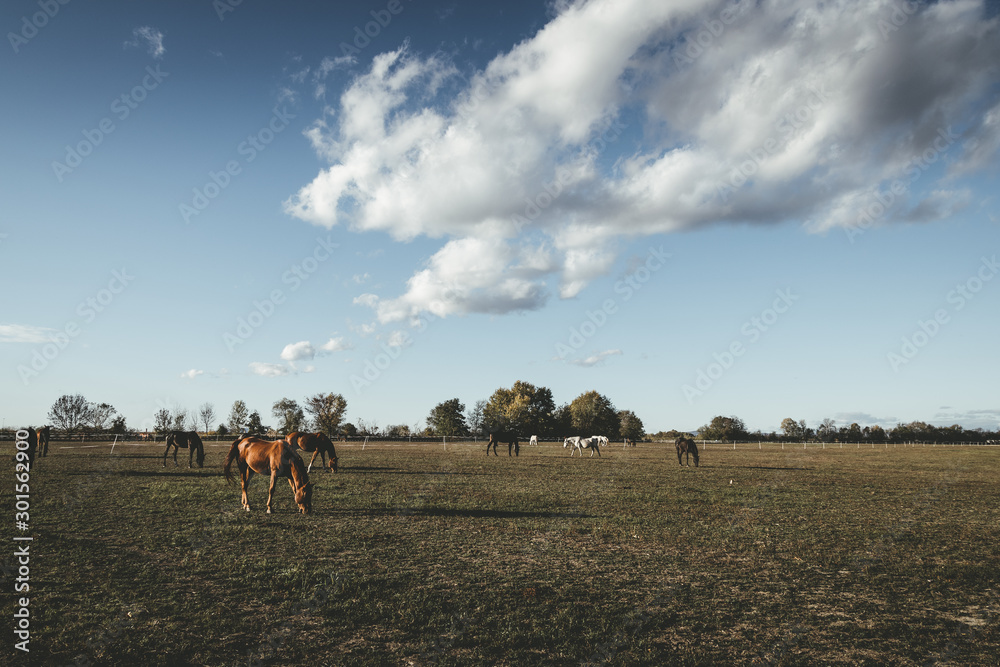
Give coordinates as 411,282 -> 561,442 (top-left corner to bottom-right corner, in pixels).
483,381 -> 556,435
465,400 -> 486,436
228,400 -> 249,433
304,393 -> 348,438
780,418 -> 803,440
217,423 -> 230,438
702,415 -> 747,441
568,391 -> 620,437
247,411 -> 265,436
88,402 -> 117,430
427,398 -> 468,436
153,408 -> 171,435
617,410 -> 645,442
110,415 -> 127,435
817,418 -> 837,441
272,398 -> 307,435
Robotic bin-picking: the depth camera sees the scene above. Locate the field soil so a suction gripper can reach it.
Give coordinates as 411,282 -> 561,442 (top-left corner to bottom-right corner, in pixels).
3,439 -> 999,665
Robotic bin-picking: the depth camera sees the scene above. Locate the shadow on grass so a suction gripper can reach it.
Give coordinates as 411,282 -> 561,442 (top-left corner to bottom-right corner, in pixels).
347,507 -> 597,520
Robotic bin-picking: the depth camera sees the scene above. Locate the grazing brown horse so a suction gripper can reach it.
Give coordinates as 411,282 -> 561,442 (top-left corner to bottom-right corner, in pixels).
162,430 -> 205,468
36,425 -> 50,457
675,437 -> 699,467
487,431 -> 519,457
285,431 -> 338,473
223,437 -> 313,514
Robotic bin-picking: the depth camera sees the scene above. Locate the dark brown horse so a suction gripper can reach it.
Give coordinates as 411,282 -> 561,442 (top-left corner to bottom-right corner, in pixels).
14,427 -> 37,470
285,431 -> 338,473
36,425 -> 50,457
223,437 -> 313,514
162,430 -> 205,468
487,431 -> 519,457
675,437 -> 699,467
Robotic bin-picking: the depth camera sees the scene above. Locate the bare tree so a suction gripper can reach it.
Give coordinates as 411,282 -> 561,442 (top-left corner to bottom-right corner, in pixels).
48,394 -> 92,433
198,403 -> 216,433
171,407 -> 189,431
153,408 -> 171,435
88,402 -> 117,430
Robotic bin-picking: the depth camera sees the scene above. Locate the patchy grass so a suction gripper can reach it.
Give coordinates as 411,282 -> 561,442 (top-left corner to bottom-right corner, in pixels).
3,440 -> 999,665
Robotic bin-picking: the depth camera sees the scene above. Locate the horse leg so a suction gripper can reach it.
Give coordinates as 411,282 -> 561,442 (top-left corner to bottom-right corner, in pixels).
307,450 -> 321,473
189,446 -> 194,468
266,471 -> 278,514
162,443 -> 170,467
241,468 -> 253,511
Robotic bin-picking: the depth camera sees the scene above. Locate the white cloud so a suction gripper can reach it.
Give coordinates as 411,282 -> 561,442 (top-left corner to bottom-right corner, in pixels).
321,336 -> 354,352
567,349 -> 623,367
280,341 -> 316,361
125,26 -> 165,59
180,369 -> 204,380
0,324 -> 57,343
249,362 -> 291,377
288,0 -> 1000,320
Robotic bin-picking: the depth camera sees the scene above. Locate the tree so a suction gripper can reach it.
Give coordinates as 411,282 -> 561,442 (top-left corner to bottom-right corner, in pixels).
153,408 -> 171,435
780,418 -> 803,440
304,393 -> 348,438
817,418 -> 837,441
568,391 -> 620,437
171,407 -> 189,431
110,415 -> 127,434
272,398 -> 307,435
701,415 -> 748,441
385,424 -> 410,438
617,410 -> 645,442
341,423 -> 358,438
217,423 -> 229,438
427,398 -> 468,436
483,381 -> 557,435
228,400 -> 249,433
465,400 -> 486,436
246,411 -> 265,436
48,394 -> 92,433
88,402 -> 117,430
198,403 -> 216,433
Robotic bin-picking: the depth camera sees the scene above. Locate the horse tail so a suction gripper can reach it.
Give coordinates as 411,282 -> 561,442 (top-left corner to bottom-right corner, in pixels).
193,432 -> 205,466
222,437 -> 243,485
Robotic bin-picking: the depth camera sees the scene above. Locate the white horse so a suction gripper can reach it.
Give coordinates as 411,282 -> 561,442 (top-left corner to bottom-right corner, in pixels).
591,435 -> 609,447
569,436 -> 601,457
563,436 -> 580,449
529,435 -> 539,446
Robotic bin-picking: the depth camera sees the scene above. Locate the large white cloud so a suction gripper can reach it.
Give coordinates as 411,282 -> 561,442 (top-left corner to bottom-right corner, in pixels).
286,0 -> 1000,321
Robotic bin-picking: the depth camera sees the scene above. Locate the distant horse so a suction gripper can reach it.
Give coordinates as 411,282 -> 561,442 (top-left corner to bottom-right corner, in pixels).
487,431 -> 519,457
529,435 -> 539,446
223,437 -> 313,514
36,425 -> 50,457
675,437 -> 699,467
14,427 -> 37,469
285,431 -> 338,473
162,430 -> 205,468
623,437 -> 635,448
569,436 -> 601,457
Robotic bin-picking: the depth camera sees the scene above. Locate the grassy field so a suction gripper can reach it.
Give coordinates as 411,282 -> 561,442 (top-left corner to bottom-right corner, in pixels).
3,439 -> 999,666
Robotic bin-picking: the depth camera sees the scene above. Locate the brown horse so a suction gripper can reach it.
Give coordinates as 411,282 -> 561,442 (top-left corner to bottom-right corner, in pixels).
162,430 -> 205,468
14,427 -> 37,470
36,425 -> 50,457
487,431 -> 520,457
285,431 -> 338,473
223,437 -> 313,514
675,437 -> 699,467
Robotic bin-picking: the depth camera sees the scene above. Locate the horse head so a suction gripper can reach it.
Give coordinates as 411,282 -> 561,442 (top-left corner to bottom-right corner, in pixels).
295,482 -> 313,514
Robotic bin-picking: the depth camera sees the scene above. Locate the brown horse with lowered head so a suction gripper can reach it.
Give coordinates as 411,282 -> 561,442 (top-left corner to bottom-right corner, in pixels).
36,425 -> 50,457
675,437 -> 699,467
162,430 -> 205,468
285,431 -> 338,473
223,437 -> 312,514
487,431 -> 520,457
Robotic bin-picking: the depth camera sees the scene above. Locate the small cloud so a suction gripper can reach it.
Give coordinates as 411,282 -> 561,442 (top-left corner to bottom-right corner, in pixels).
180,369 -> 205,380
280,341 -> 316,361
0,324 -> 57,344
352,272 -> 371,285
566,349 -> 623,367
125,26 -> 165,59
249,362 -> 291,377
320,336 -> 354,352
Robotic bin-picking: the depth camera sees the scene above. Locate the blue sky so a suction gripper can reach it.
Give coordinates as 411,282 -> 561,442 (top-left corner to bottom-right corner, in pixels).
2,0 -> 998,435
